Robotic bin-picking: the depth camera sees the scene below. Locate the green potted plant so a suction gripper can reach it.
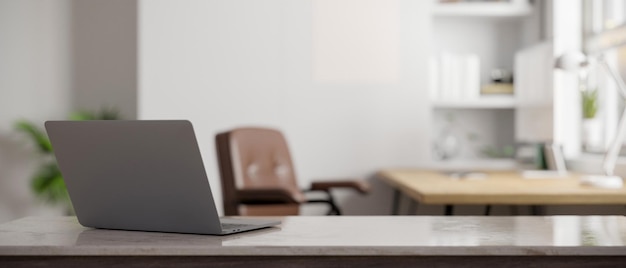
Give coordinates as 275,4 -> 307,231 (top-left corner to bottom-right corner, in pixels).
15,108 -> 120,215
581,89 -> 600,151
582,89 -> 598,120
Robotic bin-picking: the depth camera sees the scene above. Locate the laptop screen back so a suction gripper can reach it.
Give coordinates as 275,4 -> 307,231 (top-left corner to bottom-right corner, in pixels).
45,120 -> 222,234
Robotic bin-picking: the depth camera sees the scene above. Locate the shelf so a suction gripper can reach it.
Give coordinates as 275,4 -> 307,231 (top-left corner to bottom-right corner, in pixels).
433,96 -> 516,109
433,1 -> 532,18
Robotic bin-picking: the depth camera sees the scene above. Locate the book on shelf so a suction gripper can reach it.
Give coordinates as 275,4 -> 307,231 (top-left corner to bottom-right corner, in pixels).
481,83 -> 514,95
543,142 -> 567,173
429,52 -> 481,101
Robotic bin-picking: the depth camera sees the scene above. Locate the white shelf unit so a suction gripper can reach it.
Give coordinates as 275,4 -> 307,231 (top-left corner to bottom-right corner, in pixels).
429,0 -> 541,164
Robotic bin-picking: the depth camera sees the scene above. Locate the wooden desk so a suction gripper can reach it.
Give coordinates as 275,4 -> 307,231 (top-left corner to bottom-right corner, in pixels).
378,169 -> 626,215
2,216 -> 626,267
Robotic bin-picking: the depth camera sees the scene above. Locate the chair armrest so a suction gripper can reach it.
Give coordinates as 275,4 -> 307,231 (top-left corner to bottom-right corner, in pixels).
309,180 -> 370,194
236,188 -> 306,204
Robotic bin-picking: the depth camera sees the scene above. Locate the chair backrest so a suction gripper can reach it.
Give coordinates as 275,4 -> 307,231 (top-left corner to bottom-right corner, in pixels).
216,127 -> 301,216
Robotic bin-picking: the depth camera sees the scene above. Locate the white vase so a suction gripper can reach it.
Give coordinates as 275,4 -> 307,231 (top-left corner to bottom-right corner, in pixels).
433,126 -> 461,160
582,118 -> 602,152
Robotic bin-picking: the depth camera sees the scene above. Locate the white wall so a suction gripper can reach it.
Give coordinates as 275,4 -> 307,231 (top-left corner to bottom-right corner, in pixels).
0,0 -> 72,223
0,0 -> 138,223
139,0 -> 432,215
72,0 -> 138,119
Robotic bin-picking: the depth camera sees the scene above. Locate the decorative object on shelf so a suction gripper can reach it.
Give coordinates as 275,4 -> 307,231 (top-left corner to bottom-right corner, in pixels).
432,113 -> 462,160
491,68 -> 513,83
480,145 -> 516,159
14,108 -> 121,215
481,68 -> 514,95
555,52 -> 625,188
515,142 -> 548,170
433,128 -> 461,160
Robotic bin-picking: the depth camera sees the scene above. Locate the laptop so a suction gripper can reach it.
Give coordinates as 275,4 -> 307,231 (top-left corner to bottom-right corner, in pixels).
45,120 -> 280,235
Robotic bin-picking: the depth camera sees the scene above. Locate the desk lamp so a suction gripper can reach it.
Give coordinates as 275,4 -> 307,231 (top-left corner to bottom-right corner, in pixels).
555,52 -> 625,188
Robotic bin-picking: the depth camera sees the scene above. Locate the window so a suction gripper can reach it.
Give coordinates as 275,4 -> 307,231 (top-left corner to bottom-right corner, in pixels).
582,0 -> 626,154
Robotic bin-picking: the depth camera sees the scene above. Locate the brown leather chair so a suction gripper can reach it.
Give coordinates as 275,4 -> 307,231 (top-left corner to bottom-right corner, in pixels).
216,127 -> 369,216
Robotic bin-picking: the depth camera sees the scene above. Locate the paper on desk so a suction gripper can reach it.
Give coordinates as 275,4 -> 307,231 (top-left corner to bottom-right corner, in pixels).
521,170 -> 568,179
446,172 -> 487,180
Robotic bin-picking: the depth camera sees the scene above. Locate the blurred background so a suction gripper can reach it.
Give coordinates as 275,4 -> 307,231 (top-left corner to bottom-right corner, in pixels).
2,0 -> 625,223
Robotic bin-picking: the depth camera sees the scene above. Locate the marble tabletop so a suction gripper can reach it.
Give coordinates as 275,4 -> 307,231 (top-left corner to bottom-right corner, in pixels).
1,216 -> 626,256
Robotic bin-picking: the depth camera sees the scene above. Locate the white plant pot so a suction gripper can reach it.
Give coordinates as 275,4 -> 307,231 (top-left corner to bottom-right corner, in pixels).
582,118 -> 602,152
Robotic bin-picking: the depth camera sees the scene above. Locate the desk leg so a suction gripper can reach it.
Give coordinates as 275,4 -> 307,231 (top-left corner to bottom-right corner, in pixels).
531,205 -> 542,215
408,199 -> 418,215
484,205 -> 491,216
392,189 -> 401,215
511,205 -> 519,216
444,205 -> 453,216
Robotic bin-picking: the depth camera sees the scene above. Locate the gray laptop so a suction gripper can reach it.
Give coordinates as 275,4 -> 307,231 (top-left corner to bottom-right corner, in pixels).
45,120 -> 280,235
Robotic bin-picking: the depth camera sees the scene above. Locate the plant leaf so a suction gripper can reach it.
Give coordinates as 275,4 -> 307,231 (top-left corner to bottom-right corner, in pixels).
97,107 -> 121,120
69,107 -> 121,120
581,89 -> 598,119
68,111 -> 96,121
31,163 -> 68,204
15,121 -> 52,153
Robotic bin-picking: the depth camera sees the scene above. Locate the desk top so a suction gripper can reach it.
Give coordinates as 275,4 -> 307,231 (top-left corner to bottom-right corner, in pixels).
378,169 -> 626,205
2,216 -> 626,256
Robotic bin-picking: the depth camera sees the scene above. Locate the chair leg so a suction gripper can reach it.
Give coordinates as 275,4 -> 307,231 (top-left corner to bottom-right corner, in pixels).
408,199 -> 418,215
305,191 -> 342,215
326,204 -> 341,215
326,191 -> 342,215
391,189 -> 401,215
